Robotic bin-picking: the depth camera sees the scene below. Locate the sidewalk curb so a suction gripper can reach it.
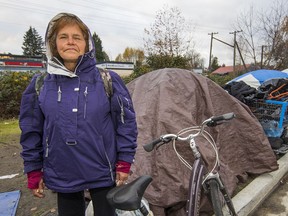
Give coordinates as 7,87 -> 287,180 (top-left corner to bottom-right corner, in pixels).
227,153 -> 288,216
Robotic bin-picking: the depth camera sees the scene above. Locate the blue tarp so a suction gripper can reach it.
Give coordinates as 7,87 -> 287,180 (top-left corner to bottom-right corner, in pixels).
0,190 -> 21,216
227,69 -> 288,89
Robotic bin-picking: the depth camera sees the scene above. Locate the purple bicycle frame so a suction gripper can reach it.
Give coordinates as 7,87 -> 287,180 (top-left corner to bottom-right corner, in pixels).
186,157 -> 207,216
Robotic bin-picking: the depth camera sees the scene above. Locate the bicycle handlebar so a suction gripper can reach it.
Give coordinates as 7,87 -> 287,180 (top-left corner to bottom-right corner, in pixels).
143,112 -> 235,152
143,137 -> 163,152
206,112 -> 236,127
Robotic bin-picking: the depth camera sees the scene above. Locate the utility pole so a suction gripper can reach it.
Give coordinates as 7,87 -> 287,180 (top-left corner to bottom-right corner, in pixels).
260,45 -> 267,69
235,41 -> 247,72
208,32 -> 218,72
229,30 -> 242,73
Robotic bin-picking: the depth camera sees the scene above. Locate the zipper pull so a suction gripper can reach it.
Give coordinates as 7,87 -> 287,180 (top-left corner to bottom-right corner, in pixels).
120,107 -> 125,123
84,86 -> 88,97
84,87 -> 88,119
57,86 -> 62,102
45,137 -> 49,157
125,97 -> 130,109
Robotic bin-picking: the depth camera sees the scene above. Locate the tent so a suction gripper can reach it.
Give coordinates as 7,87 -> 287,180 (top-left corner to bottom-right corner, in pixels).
227,69 -> 288,89
126,68 -> 278,216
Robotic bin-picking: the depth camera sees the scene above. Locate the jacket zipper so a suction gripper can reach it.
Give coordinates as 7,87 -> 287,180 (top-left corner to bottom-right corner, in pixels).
104,151 -> 114,181
57,86 -> 62,102
117,96 -> 125,123
84,86 -> 88,119
45,136 -> 49,157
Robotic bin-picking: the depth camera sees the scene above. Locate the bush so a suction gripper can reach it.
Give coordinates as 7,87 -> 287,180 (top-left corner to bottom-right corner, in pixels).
207,73 -> 237,87
0,71 -> 37,119
122,65 -> 151,84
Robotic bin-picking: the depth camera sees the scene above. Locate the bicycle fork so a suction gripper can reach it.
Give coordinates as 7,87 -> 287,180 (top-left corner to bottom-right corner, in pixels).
203,173 -> 238,216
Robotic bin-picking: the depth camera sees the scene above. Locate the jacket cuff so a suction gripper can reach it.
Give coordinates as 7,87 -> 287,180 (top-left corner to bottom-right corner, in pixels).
116,161 -> 131,174
27,170 -> 43,189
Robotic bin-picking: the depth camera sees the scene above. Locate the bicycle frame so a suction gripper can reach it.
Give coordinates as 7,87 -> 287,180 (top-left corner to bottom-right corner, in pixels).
186,156 -> 207,215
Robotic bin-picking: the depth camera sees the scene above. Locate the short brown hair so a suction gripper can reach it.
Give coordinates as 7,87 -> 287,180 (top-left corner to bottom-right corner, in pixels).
47,14 -> 89,59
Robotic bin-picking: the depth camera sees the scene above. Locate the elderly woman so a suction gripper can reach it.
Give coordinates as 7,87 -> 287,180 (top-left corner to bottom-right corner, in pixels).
19,13 -> 138,216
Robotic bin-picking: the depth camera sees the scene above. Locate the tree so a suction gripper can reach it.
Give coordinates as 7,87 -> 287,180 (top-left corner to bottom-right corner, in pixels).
186,49 -> 204,69
115,54 -> 124,62
116,47 -> 145,65
272,16 -> 288,69
92,32 -> 109,62
123,47 -> 144,64
234,0 -> 288,69
144,6 -> 193,56
22,26 -> 44,56
146,54 -> 190,70
143,5 -> 198,70
259,2 -> 288,69
234,6 -> 259,65
211,56 -> 220,72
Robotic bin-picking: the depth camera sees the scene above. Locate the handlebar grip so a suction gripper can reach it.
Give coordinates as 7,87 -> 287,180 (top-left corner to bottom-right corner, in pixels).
211,112 -> 235,122
143,138 -> 163,152
207,112 -> 236,127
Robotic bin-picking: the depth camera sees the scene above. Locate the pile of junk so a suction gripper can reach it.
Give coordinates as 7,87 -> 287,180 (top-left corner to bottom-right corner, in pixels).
224,69 -> 288,155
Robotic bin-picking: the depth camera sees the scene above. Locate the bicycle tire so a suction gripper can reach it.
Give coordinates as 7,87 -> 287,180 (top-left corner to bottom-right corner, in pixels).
208,178 -> 224,216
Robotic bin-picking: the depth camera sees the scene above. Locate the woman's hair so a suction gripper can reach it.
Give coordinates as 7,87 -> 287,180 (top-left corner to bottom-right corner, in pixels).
47,14 -> 89,59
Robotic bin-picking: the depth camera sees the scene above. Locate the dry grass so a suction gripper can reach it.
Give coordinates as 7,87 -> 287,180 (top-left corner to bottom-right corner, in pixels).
0,118 -> 21,144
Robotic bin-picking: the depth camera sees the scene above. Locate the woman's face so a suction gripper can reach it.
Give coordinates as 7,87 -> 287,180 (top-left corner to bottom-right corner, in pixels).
56,24 -> 86,66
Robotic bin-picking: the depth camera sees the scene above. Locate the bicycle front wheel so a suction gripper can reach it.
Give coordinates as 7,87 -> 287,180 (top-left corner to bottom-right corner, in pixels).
208,179 -> 224,216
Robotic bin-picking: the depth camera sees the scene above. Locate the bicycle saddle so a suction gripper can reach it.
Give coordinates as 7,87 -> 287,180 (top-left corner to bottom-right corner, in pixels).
106,175 -> 152,210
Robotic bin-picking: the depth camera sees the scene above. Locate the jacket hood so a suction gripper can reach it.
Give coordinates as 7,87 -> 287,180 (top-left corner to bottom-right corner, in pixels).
45,12 -> 95,77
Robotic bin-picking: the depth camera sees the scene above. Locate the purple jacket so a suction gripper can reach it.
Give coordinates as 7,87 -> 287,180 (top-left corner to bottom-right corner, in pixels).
19,13 -> 137,193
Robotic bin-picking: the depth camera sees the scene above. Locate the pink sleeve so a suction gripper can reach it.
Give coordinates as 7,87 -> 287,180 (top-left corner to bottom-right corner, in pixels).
27,170 -> 43,189
116,161 -> 131,174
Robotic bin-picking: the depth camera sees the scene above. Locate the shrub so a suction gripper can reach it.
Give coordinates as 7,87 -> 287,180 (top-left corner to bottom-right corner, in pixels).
0,71 -> 37,119
207,73 -> 236,87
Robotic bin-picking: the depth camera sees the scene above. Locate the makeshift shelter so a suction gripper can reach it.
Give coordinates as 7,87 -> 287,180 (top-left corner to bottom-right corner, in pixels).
227,69 -> 288,89
127,68 -> 278,216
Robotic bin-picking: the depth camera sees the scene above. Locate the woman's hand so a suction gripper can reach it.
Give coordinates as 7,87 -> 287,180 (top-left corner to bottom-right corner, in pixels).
32,178 -> 45,198
115,171 -> 129,186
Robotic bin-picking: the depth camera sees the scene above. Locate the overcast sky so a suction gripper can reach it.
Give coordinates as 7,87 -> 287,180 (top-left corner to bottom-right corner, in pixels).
0,0 -> 276,67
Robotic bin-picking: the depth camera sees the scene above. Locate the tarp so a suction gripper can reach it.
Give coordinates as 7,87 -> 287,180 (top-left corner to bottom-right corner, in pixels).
227,69 -> 288,89
0,190 -> 21,216
127,68 -> 278,216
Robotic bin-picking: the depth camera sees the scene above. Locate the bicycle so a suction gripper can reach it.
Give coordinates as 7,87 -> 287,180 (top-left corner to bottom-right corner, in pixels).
107,113 -> 238,216
144,112 -> 237,216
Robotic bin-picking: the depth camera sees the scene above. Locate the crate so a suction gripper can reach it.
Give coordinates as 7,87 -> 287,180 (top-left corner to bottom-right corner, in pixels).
249,99 -> 288,137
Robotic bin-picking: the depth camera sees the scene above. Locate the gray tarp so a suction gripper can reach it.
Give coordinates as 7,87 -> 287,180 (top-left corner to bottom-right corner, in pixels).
126,68 -> 278,216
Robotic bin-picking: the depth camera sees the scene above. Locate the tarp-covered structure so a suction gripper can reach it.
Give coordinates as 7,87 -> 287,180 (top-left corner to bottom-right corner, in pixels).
126,68 -> 278,216
227,69 -> 288,89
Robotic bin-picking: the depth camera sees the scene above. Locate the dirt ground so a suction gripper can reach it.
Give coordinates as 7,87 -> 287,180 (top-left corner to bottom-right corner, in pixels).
0,137 -> 57,216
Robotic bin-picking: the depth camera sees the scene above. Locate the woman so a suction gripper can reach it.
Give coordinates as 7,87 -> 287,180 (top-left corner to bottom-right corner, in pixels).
19,13 -> 138,216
